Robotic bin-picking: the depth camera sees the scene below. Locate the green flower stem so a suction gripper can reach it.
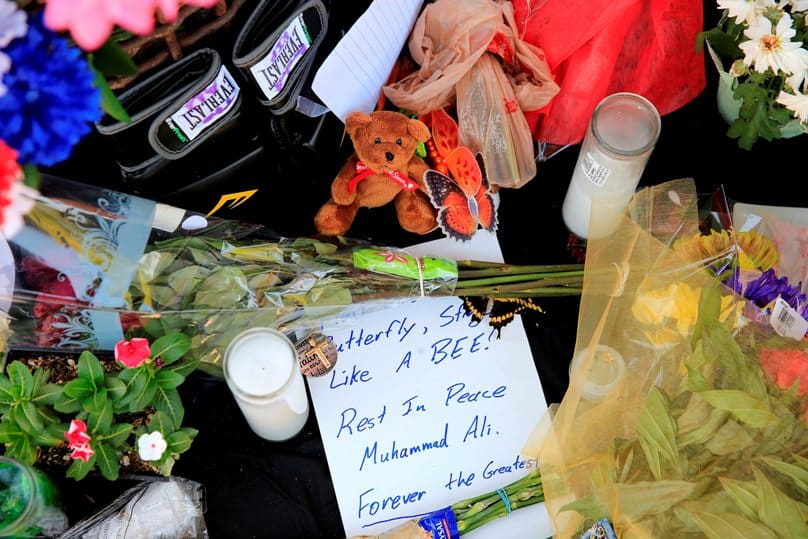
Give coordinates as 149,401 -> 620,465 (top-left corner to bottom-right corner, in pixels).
452,286 -> 583,298
454,270 -> 585,289
457,263 -> 584,277
451,471 -> 544,535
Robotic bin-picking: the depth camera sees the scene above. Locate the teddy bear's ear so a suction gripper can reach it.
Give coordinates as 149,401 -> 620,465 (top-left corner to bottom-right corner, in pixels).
407,118 -> 431,143
346,112 -> 374,138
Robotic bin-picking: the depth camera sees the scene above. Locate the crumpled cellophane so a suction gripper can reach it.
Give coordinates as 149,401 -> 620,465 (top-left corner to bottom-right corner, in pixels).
383,0 -> 559,188
539,178 -> 808,538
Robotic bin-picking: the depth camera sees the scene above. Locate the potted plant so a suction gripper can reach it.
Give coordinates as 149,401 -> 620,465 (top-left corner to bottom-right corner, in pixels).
0,333 -> 199,481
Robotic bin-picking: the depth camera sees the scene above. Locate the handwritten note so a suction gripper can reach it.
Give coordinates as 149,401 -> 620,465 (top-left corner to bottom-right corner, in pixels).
311,0 -> 422,122
307,233 -> 552,538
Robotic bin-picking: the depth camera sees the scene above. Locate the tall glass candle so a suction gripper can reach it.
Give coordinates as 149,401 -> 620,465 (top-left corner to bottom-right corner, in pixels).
223,328 -> 310,441
0,457 -> 67,538
562,92 -> 661,239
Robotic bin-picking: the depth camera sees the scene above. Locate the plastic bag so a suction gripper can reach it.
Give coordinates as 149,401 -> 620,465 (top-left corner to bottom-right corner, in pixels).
383,0 -> 559,188
539,178 -> 808,537
60,477 -> 207,539
0,175 -> 458,375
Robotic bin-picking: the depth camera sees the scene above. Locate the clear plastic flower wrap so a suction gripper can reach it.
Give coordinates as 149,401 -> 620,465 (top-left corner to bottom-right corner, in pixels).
539,178 -> 808,538
0,175 -> 583,376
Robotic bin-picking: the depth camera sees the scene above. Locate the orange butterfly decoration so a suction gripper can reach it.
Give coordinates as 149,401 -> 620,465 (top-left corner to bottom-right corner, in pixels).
422,108 -> 498,242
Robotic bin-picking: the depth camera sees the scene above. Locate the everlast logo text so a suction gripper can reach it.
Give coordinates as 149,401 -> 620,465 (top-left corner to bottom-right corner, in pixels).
257,26 -> 305,92
180,76 -> 237,130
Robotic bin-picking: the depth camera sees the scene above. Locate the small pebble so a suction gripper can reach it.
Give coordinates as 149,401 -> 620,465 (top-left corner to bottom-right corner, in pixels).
67,359 -> 76,367
121,455 -> 130,467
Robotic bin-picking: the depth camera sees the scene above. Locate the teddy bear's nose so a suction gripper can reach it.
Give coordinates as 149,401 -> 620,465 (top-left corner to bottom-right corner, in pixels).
384,151 -> 394,162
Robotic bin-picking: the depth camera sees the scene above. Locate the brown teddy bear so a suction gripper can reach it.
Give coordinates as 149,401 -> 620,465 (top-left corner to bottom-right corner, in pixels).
314,111 -> 437,236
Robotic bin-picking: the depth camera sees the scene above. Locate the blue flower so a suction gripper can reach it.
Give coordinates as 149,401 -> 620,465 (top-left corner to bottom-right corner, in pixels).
0,13 -> 100,166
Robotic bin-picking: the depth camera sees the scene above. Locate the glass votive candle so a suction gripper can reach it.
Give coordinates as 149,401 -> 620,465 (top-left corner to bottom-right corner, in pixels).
223,328 -> 310,441
0,456 -> 68,538
568,344 -> 626,401
562,92 -> 661,240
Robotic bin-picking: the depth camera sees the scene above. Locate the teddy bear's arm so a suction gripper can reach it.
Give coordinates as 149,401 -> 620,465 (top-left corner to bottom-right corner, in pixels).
331,154 -> 361,205
407,157 -> 431,190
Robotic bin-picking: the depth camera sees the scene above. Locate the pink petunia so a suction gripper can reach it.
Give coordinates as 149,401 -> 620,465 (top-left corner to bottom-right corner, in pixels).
44,0 -> 219,51
114,337 -> 151,368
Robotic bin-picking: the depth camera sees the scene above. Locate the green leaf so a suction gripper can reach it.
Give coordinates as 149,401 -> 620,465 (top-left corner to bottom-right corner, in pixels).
148,411 -> 173,435
158,456 -> 176,477
168,265 -> 208,296
94,443 -> 121,481
6,434 -> 36,465
683,340 -> 713,392
87,397 -> 113,435
153,387 -> 184,430
699,390 -> 778,428
758,456 -> 808,492
704,419 -> 755,456
150,333 -> 191,365
35,423 -> 67,447
194,267 -> 249,308
167,430 -> 194,454
105,375 -> 127,408
91,39 -> 137,77
559,494 -> 610,522
53,391 -> 83,414
7,362 -> 34,399
702,28 -> 744,59
66,454 -> 97,481
614,481 -> 696,522
86,388 -> 109,415
693,283 -> 721,345
679,409 -> 729,447
753,466 -> 808,537
128,375 -> 159,413
635,387 -> 679,476
0,418 -> 25,444
117,368 -> 148,409
718,477 -> 760,518
676,394 -> 712,435
689,511 -> 777,539
92,67 -> 130,123
31,383 -> 63,407
63,377 -> 96,402
22,164 -> 40,189
18,402 -> 43,434
167,358 -> 200,379
0,377 -> 19,407
729,78 -> 784,150
98,423 -> 132,449
155,369 -> 184,390
78,351 -> 105,387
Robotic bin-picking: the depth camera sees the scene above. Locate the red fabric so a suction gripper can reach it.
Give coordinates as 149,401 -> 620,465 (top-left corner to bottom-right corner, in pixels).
513,0 -> 706,146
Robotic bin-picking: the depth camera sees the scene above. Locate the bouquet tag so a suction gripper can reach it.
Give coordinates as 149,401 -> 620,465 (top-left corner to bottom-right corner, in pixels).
770,296 -> 808,340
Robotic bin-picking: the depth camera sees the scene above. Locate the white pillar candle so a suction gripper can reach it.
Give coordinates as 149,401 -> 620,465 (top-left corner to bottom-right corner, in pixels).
562,92 -> 661,240
223,328 -> 309,441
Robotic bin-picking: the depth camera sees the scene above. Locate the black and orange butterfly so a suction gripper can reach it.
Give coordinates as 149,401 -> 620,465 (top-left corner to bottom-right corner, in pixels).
422,108 -> 498,242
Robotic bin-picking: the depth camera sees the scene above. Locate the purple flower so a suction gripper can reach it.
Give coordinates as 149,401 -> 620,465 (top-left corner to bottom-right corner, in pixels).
726,268 -> 808,316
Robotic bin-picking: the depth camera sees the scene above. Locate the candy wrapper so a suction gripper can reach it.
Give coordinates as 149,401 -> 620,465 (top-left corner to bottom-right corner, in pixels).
539,178 -> 808,537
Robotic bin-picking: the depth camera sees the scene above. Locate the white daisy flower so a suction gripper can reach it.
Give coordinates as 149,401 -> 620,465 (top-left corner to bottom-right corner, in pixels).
137,431 -> 168,462
777,88 -> 808,122
718,0 -> 776,26
740,13 -> 808,87
779,0 -> 808,12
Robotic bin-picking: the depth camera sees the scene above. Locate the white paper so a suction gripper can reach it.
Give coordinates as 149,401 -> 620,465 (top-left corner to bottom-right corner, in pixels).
307,232 -> 552,538
311,0 -> 422,122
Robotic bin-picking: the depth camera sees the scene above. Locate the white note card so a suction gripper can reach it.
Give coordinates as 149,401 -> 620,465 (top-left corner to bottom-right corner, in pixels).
307,233 -> 552,538
311,0 -> 423,122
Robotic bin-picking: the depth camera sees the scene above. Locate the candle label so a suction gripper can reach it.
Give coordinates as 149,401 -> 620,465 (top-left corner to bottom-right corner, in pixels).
296,332 -> 338,377
581,152 -> 612,187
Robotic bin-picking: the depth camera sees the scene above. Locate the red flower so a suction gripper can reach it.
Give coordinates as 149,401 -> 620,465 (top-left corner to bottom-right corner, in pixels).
759,348 -> 808,397
64,419 -> 90,447
114,337 -> 151,368
0,140 -> 21,196
70,443 -> 94,463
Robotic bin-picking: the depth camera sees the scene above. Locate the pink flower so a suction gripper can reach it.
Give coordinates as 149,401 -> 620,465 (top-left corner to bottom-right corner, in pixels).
65,419 -> 91,447
70,443 -> 94,463
65,419 -> 95,462
114,337 -> 151,368
44,0 -> 219,51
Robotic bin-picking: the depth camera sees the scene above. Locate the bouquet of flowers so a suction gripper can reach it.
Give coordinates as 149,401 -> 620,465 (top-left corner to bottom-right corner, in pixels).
0,174 -> 584,376
539,178 -> 808,538
700,0 -> 808,150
